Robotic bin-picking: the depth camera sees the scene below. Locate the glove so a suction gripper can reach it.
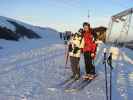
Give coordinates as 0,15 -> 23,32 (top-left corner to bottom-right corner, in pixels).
81,48 -> 83,53
91,53 -> 96,60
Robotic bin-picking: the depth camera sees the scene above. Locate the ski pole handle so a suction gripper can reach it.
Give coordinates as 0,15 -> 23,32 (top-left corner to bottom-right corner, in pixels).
103,48 -> 107,64
103,52 -> 106,64
107,53 -> 113,70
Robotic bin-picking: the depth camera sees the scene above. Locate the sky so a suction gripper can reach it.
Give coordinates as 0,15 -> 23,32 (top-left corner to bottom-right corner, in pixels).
0,0 -> 133,33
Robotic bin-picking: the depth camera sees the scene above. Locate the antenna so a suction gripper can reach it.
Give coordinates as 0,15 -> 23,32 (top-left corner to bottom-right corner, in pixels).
88,10 -> 90,22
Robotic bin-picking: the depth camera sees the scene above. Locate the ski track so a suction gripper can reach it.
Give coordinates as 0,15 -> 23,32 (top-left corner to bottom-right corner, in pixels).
0,44 -> 66,100
112,49 -> 133,100
0,43 -> 133,100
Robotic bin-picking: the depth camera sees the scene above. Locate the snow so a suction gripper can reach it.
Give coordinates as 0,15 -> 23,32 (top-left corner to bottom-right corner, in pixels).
0,16 -> 61,57
0,38 -> 133,100
0,17 -> 133,100
0,16 -> 59,41
0,16 -> 16,31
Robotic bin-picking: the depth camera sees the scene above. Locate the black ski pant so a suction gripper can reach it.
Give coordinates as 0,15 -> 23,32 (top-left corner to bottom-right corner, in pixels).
70,56 -> 80,77
84,52 -> 95,75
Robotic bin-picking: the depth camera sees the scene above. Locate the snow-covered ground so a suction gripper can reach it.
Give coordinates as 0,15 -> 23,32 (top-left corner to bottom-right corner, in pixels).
0,38 -> 61,57
0,37 -> 133,100
0,16 -> 133,100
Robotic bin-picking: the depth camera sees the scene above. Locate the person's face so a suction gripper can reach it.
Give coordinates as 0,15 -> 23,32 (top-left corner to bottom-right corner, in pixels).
83,25 -> 89,32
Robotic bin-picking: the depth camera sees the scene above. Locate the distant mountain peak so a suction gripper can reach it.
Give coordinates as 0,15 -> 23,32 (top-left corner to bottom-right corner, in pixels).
0,16 -> 59,41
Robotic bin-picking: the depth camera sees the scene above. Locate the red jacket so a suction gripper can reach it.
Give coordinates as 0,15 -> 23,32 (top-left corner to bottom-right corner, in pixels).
82,31 -> 96,53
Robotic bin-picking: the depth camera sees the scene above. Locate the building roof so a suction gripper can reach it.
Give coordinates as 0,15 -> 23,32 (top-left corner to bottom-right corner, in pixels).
93,26 -> 107,32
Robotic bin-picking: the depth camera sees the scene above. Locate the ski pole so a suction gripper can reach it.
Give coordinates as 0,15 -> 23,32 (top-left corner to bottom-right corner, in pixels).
103,49 -> 109,100
65,45 -> 69,68
107,53 -> 113,100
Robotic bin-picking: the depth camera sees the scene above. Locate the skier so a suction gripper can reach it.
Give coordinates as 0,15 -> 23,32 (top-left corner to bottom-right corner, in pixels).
66,31 -> 84,80
81,22 -> 97,80
59,32 -> 63,39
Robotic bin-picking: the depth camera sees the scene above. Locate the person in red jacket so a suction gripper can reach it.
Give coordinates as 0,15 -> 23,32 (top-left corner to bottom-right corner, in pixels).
82,22 -> 97,80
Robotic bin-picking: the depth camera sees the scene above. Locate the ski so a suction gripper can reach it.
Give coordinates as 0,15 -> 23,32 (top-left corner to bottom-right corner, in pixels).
48,74 -> 97,92
64,75 -> 98,93
55,73 -> 84,88
62,78 -> 78,89
48,77 -> 76,91
56,77 -> 75,87
64,80 -> 90,92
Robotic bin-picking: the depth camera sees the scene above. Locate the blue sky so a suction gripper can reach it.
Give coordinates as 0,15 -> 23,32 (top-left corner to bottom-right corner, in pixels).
0,0 -> 132,32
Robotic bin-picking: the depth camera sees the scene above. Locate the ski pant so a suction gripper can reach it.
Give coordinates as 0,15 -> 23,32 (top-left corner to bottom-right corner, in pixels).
70,56 -> 80,77
84,52 -> 95,75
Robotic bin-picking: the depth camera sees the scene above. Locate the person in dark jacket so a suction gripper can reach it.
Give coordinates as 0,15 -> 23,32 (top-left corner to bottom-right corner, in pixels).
59,32 -> 63,39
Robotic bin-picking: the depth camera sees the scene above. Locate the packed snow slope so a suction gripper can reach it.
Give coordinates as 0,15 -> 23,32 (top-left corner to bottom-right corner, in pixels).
0,16 -> 133,100
0,37 -> 133,100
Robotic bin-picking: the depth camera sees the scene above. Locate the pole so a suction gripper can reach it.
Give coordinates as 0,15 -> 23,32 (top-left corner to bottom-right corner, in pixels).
88,10 -> 90,22
107,53 -> 113,100
103,51 -> 109,100
110,66 -> 112,100
65,44 -> 69,68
